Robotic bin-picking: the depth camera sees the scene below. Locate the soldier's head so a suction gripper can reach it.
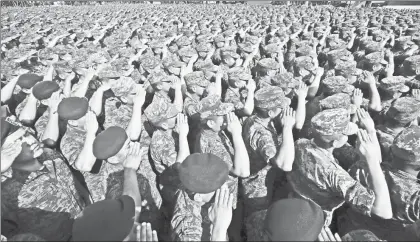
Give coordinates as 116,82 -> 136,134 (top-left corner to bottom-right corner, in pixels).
139,56 -> 162,75
184,71 -> 210,96
264,43 -> 282,59
149,39 -> 165,55
92,126 -> 130,165
294,56 -> 317,83
361,52 -> 387,76
106,77 -> 139,105
163,59 -> 185,76
390,126 -> 420,170
72,195 -> 137,241
179,153 -> 229,203
257,58 -> 281,78
148,71 -> 173,93
144,99 -> 180,131
178,46 -> 197,64
197,95 -> 233,132
322,76 -> 355,97
195,43 -> 211,59
378,76 -> 410,100
1,117 -> 44,172
260,198 -> 324,241
227,67 -> 252,89
58,97 -> 89,128
254,86 -> 291,120
221,46 -> 240,67
334,60 -> 363,84
311,108 -> 358,149
385,97 -> 420,127
214,35 -> 225,48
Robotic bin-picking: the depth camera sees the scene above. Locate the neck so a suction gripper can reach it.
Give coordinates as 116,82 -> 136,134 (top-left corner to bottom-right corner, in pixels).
313,137 -> 335,153
256,115 -> 272,126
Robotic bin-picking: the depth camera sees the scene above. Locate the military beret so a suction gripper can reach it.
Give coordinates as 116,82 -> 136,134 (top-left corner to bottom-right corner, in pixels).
386,97 -> 420,124
296,45 -> 314,57
391,126 -> 420,164
270,72 -> 300,90
214,35 -> 225,43
378,76 -> 410,93
178,46 -> 197,58
341,230 -> 381,241
263,198 -> 324,241
144,98 -> 179,125
32,81 -> 60,100
227,67 -> 252,82
221,46 -> 240,59
58,97 -> 89,120
184,71 -> 209,88
322,76 -> 355,95
72,195 -> 135,241
255,86 -> 290,110
197,95 -> 234,120
403,55 -> 420,76
17,74 -> 43,89
179,153 -> 229,194
311,108 -> 358,136
258,58 -> 281,71
93,126 -> 128,160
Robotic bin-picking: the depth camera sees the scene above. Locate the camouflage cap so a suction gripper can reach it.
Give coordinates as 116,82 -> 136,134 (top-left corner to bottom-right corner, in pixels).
311,108 -> 358,136
258,58 -> 281,71
140,55 -> 161,73
32,81 -> 60,100
363,52 -> 387,66
322,76 -> 355,95
391,126 -> 420,164
178,46 -> 197,58
148,70 -> 170,86
214,34 -> 225,43
394,36 -> 414,50
221,46 -> 240,59
238,42 -> 254,54
195,42 -> 211,53
197,95 -> 234,120
184,71 -> 209,88
264,43 -> 280,55
149,40 -> 165,49
294,56 -> 317,73
176,36 -> 191,47
254,86 -> 291,110
227,67 -> 252,82
144,98 -> 179,125
403,55 -> 420,76
386,97 -> 420,124
364,42 -> 382,55
341,230 -> 381,242
378,76 -> 410,93
319,93 -> 356,113
328,39 -> 347,51
270,72 -> 300,90
163,58 -> 185,69
335,61 -> 363,78
296,45 -> 314,57
327,49 -> 354,67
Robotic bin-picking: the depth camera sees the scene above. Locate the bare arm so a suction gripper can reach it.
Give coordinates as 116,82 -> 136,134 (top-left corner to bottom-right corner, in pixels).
227,113 -> 250,178
123,142 -> 143,221
273,108 -> 296,171
74,112 -> 98,172
1,76 -> 19,104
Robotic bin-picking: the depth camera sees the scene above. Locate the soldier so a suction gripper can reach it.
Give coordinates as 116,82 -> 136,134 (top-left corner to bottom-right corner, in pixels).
1,119 -> 84,241
148,70 -> 183,112
241,86 -> 298,217
171,153 -> 235,241
287,108 -> 393,226
339,125 -> 420,241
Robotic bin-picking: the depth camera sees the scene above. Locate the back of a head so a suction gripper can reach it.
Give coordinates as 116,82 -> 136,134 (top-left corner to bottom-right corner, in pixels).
341,230 -> 380,241
8,233 -> 45,242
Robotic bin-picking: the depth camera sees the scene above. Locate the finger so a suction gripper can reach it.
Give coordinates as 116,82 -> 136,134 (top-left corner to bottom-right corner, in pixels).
3,128 -> 26,145
146,223 -> 153,241
325,227 -> 336,241
152,231 -> 158,242
221,185 -> 228,205
320,228 -> 328,242
136,224 -> 141,241
214,188 -> 220,205
334,233 -> 342,241
141,223 -> 147,241
292,110 -> 296,118
318,234 -> 325,242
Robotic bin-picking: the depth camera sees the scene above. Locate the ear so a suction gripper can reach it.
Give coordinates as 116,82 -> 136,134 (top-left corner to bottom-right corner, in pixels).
193,193 -> 202,202
156,83 -> 163,90
298,69 -> 306,77
268,110 -> 274,118
40,100 -> 48,106
191,86 -> 197,93
206,119 -> 215,128
372,64 -> 381,72
161,122 -> 169,130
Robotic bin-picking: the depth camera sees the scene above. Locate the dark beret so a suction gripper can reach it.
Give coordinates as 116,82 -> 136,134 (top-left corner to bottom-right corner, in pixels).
341,230 -> 381,241
72,195 -> 135,241
264,198 -> 324,241
32,81 -> 60,100
57,97 -> 89,120
17,74 -> 43,89
93,126 -> 128,160
179,153 -> 229,194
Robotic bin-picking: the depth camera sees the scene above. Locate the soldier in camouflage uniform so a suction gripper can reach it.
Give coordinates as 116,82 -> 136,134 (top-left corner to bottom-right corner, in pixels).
287,108 -> 393,226
339,125 -> 420,241
1,120 -> 84,241
241,86 -> 296,219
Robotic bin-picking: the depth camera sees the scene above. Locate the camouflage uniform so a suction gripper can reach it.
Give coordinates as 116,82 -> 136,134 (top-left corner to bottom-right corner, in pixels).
287,109 -> 375,226
183,71 -> 210,118
1,148 -> 84,241
223,67 -> 252,116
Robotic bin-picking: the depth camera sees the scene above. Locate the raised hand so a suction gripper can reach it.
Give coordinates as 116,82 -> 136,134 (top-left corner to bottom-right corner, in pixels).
246,79 -> 256,93
280,106 -> 296,129
84,111 -> 98,133
208,185 -> 234,230
133,84 -> 146,105
1,128 -> 27,172
135,223 -> 158,242
356,108 -> 376,134
226,112 -> 242,136
413,89 -> 420,101
174,113 -> 189,137
352,88 -> 363,107
361,71 -> 376,85
172,76 -> 182,92
294,82 -> 308,99
356,129 -> 380,163
317,227 -> 341,241
48,91 -> 63,113
123,141 -> 143,170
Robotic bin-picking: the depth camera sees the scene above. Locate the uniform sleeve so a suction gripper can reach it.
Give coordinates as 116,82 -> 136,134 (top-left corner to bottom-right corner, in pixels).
183,98 -> 198,118
250,129 -> 276,162
224,90 -> 244,111
60,129 -> 86,167
150,139 -> 176,174
327,166 -> 375,216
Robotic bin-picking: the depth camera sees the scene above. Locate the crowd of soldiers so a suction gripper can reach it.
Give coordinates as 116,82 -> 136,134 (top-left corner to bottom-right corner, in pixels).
1,2 -> 420,241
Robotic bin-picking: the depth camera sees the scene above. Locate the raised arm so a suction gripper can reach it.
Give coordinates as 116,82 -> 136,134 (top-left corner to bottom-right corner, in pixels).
41,92 -> 62,147
126,85 -> 146,141
272,107 -> 296,171
226,112 -> 250,178
74,112 -> 98,172
174,113 -> 190,165
1,76 -> 19,104
294,83 -> 308,130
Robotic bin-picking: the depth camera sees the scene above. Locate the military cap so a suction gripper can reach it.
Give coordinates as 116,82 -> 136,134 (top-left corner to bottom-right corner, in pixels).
195,43 -> 211,53
264,43 -> 280,54
227,67 -> 252,82
378,76 -> 410,94
386,97 -> 420,124
322,76 -> 355,95
178,46 -> 197,58
93,126 -> 128,160
296,45 -> 314,57
17,73 -> 43,89
327,49 -> 354,67
214,35 -> 225,43
263,198 -> 324,241
238,43 -> 255,54
245,35 -> 260,45
371,29 -> 386,41
32,81 -> 60,100
144,98 -> 179,125
270,72 -> 300,90
176,36 -> 191,47
359,38 -> 374,50
197,95 -> 234,120
394,36 -> 413,50
184,71 -> 209,88
311,108 -> 358,136
363,52 -> 387,68
294,56 -> 317,73
341,230 -> 381,241
179,153 -> 229,194
72,195 -> 135,241
391,126 -> 420,164
163,58 -> 185,69
335,61 -> 363,78
258,58 -> 281,71
196,34 -> 212,44
149,40 -> 165,49
328,39 -> 347,51
221,46 -> 240,59
222,29 -> 235,38
319,93 -> 356,113
140,55 -> 161,73
255,86 -> 291,110
406,28 -> 418,37
403,55 -> 420,76
147,70 -> 170,86
58,97 -> 89,120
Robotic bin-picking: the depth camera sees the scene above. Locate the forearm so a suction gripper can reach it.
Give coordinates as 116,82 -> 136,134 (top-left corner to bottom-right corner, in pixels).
1,77 -> 18,104
72,77 -> 92,98
347,36 -> 356,50
173,88 -> 183,111
295,97 -> 306,130
63,78 -> 73,98
241,93 -> 254,116
41,111 -> 59,147
88,89 -> 105,116
74,132 -> 97,172
123,168 -> 142,220
366,161 -> 393,219
308,76 -> 321,99
44,65 -> 55,82
386,62 -> 395,77
126,103 -> 143,141
231,133 -> 250,177
368,83 -> 382,112
273,127 -> 294,171
18,95 -> 38,123
215,77 -> 222,98
176,134 -> 190,164
211,224 -> 228,242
